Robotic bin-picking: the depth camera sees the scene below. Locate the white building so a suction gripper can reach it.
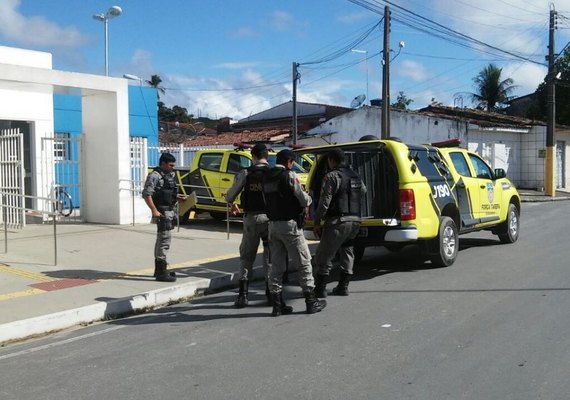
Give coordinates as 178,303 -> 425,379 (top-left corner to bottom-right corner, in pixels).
300,105 -> 569,190
0,45 -> 151,226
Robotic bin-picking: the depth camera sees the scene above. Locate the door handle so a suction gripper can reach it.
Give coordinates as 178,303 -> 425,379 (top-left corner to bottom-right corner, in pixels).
222,178 -> 231,182
480,185 -> 485,189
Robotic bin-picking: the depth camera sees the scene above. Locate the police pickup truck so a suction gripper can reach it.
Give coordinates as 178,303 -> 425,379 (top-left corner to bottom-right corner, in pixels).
173,145 -> 309,222
297,138 -> 521,267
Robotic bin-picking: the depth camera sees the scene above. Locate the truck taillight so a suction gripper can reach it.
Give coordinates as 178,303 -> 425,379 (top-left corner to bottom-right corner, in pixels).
399,189 -> 416,221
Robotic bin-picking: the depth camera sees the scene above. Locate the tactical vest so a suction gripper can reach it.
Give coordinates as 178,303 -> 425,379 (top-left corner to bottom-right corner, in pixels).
262,168 -> 303,221
152,167 -> 178,209
241,164 -> 267,213
327,166 -> 362,218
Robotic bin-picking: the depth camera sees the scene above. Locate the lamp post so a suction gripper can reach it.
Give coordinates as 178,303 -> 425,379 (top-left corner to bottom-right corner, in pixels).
351,49 -> 369,103
123,73 -> 143,85
93,5 -> 122,76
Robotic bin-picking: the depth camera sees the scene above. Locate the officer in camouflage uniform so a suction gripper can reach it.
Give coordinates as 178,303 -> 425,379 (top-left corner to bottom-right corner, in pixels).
263,149 -> 326,316
313,148 -> 366,297
143,153 -> 186,282
226,143 -> 272,308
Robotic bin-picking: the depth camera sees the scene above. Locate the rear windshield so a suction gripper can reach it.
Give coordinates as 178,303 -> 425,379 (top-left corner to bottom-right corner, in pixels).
267,154 -> 307,173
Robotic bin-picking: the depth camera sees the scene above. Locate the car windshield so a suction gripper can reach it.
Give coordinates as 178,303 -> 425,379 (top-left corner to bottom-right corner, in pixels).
267,154 -> 307,173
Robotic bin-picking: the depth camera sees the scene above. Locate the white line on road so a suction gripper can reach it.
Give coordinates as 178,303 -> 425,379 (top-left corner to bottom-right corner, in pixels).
0,325 -> 126,361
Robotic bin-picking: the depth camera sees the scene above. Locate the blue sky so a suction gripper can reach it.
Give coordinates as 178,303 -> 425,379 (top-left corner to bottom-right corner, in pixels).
1,0 -> 569,120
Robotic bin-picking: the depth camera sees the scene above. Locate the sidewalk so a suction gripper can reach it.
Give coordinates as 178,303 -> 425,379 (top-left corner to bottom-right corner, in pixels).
1,190 -> 568,345
0,217 -> 259,345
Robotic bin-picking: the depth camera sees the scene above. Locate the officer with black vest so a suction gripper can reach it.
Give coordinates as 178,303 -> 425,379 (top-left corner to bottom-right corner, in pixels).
142,152 -> 187,282
263,149 -> 326,316
313,148 -> 366,297
226,143 -> 272,308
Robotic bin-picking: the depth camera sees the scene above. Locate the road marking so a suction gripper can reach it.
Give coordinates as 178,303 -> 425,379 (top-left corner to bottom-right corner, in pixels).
0,264 -> 55,283
0,325 -> 126,361
113,252 -> 242,278
0,252 -> 242,300
0,288 -> 45,301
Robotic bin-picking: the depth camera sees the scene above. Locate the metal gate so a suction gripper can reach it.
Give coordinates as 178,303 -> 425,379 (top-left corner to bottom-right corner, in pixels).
40,133 -> 83,220
0,128 -> 25,229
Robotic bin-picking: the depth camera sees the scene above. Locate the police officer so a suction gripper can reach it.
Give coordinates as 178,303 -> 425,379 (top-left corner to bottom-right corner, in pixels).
143,152 -> 186,282
226,143 -> 272,308
313,148 -> 366,297
263,149 -> 326,316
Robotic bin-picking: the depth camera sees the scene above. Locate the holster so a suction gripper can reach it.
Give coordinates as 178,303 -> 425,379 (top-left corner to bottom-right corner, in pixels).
296,211 -> 306,230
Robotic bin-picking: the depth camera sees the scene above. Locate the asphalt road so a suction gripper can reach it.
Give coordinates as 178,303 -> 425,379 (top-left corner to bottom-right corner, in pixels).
1,201 -> 569,400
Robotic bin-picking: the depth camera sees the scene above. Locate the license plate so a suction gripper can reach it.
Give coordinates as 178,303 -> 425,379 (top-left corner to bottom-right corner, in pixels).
358,227 -> 368,237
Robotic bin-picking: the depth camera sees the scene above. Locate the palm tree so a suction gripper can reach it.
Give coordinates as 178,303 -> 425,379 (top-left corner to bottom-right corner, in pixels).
146,74 -> 166,99
470,64 -> 515,112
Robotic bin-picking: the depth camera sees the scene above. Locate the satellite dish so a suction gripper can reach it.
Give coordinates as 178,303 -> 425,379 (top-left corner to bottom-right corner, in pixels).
350,94 -> 366,108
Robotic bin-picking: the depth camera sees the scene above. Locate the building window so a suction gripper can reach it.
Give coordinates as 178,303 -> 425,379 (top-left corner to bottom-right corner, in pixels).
54,132 -> 70,161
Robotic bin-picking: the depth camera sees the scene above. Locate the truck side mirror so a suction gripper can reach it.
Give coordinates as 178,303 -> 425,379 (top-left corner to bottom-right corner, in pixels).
494,168 -> 506,179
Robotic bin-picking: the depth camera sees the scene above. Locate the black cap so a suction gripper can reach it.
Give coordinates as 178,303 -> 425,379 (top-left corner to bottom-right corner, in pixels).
276,149 -> 296,166
251,143 -> 268,157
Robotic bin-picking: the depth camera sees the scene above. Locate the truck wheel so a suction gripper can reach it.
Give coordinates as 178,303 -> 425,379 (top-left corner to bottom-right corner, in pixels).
354,245 -> 365,265
430,216 -> 458,267
498,203 -> 519,244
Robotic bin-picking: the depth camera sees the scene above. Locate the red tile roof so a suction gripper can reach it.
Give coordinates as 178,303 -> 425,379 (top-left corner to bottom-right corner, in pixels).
182,129 -> 291,146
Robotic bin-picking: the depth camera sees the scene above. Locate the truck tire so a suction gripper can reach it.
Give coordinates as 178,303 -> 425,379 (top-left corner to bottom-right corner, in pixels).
430,216 -> 458,267
498,203 -> 519,244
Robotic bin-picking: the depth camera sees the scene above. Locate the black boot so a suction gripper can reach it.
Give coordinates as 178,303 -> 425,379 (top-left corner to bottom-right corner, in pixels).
304,290 -> 327,314
332,272 -> 351,296
155,260 -> 177,282
271,292 -> 294,317
234,280 -> 249,308
314,274 -> 328,298
154,260 -> 175,278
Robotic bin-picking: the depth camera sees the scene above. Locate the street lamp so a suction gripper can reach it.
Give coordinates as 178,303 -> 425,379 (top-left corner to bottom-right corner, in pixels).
123,73 -> 143,85
351,49 -> 369,103
93,5 -> 122,76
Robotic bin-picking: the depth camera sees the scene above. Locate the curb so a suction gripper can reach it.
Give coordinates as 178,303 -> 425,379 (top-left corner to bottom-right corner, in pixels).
521,196 -> 570,203
0,266 -> 264,345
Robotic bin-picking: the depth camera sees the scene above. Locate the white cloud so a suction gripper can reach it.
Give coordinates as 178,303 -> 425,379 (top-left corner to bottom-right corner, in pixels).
213,62 -> 260,69
233,27 -> 257,38
271,11 -> 295,32
502,62 -> 547,96
395,60 -> 431,82
0,0 -> 89,48
337,11 -> 371,24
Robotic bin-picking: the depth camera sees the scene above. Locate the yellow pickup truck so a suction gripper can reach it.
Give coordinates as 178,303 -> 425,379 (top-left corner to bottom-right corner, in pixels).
173,147 -> 309,221
296,138 -> 521,267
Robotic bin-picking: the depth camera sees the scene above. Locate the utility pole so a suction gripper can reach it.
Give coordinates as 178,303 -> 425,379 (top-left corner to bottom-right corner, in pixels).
381,6 -> 391,139
292,62 -> 300,145
546,5 -> 557,196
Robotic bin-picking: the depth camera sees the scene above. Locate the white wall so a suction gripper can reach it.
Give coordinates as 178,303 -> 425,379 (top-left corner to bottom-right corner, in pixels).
0,45 -> 51,68
301,106 -> 468,146
301,105 -> 551,189
0,45 -> 144,224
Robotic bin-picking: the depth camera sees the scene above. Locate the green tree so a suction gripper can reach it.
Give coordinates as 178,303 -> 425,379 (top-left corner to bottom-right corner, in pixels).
146,74 -> 166,99
430,97 -> 443,107
391,91 -> 414,110
470,64 -> 515,112
529,46 -> 570,124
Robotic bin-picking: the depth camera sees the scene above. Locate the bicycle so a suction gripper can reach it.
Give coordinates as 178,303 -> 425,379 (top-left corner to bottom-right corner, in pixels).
53,186 -> 74,217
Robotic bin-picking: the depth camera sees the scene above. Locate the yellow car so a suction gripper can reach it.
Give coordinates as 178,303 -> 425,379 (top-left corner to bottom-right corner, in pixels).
296,138 -> 521,266
175,146 -> 309,221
